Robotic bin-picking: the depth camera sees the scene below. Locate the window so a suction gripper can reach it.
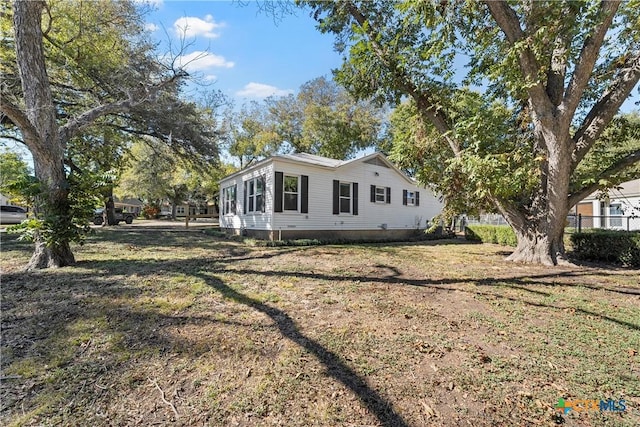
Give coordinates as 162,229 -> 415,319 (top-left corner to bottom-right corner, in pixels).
609,203 -> 623,228
283,175 -> 299,211
275,173 -> 308,213
222,184 -> 236,215
403,190 -> 420,207
245,177 -> 264,214
371,185 -> 391,204
333,180 -> 358,215
176,206 -> 185,215
339,183 -> 351,213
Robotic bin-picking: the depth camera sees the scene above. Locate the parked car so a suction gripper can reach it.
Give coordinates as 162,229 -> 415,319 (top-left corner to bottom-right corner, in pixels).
0,205 -> 27,224
93,208 -> 135,225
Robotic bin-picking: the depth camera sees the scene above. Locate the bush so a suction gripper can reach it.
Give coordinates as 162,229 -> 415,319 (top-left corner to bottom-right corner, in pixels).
465,225 -> 517,246
570,230 -> 640,266
142,204 -> 160,219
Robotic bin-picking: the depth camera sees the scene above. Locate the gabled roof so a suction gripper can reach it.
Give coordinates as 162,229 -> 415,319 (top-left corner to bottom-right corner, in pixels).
220,152 -> 417,185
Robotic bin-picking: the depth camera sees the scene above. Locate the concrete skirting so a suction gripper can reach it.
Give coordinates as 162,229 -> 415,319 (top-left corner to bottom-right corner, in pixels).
222,227 -> 423,241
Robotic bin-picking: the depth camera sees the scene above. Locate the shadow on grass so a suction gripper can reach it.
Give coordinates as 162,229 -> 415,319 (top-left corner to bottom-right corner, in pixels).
196,271 -> 410,427
2,235 -> 639,425
2,253 -> 410,426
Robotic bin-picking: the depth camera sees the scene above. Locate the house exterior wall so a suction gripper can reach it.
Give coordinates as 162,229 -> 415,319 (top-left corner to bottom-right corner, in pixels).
269,158 -> 441,233
219,154 -> 443,240
575,179 -> 640,230
219,162 -> 274,232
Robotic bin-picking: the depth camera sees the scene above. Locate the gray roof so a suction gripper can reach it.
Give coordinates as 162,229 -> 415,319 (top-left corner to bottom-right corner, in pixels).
219,152 -> 416,185
277,152 -> 346,168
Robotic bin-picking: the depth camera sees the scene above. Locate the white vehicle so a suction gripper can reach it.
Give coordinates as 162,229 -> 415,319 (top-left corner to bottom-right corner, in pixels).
0,205 -> 27,224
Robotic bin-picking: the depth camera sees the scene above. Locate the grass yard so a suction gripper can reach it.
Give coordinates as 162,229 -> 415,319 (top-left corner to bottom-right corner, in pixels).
1,228 -> 639,426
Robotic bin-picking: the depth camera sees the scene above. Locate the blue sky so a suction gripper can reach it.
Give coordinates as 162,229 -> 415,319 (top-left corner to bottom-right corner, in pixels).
143,0 -> 342,104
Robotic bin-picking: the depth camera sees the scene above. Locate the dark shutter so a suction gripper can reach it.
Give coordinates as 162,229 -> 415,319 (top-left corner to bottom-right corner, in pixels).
370,185 -> 376,203
274,172 -> 283,213
301,175 -> 309,214
243,180 -> 247,214
386,187 -> 391,204
416,191 -> 420,206
353,182 -> 358,216
232,184 -> 237,214
261,175 -> 266,213
403,189 -> 408,206
333,180 -> 339,215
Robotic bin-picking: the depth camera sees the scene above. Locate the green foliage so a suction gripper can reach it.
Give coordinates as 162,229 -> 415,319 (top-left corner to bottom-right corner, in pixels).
570,231 -> 640,267
389,94 -> 539,216
571,113 -> 640,195
8,170 -> 100,247
465,225 -> 517,247
227,76 -> 387,163
0,150 -> 35,205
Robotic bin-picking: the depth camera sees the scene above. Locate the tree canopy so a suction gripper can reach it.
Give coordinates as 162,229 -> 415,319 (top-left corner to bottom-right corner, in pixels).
300,0 -> 640,265
226,76 -> 388,165
0,0 -> 224,268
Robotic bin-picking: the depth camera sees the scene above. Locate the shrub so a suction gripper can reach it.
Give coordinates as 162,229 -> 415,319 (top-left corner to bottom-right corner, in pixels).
142,204 -> 160,219
465,225 -> 517,246
570,230 -> 640,267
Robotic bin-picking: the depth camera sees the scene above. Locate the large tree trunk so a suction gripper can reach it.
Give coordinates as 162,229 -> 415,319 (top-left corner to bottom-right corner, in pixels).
14,0 -> 75,269
498,130 -> 572,266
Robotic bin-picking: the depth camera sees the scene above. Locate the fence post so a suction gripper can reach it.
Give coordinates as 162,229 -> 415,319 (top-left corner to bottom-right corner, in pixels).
578,214 -> 582,233
185,214 -> 189,228
628,216 -> 631,231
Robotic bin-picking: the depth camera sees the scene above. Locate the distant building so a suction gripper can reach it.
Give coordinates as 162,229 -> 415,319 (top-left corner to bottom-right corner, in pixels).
573,178 -> 640,231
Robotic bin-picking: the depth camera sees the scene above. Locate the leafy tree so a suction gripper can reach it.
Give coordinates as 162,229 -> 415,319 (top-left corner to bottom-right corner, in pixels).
0,1 -> 221,268
227,101 -> 281,167
270,76 -> 387,159
0,149 -> 32,205
226,76 -> 387,163
301,0 -> 640,265
116,139 -> 229,220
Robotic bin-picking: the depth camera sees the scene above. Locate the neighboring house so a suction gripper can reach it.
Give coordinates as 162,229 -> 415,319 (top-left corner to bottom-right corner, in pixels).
573,178 -> 640,230
160,201 -> 218,218
113,197 -> 144,215
218,152 -> 443,240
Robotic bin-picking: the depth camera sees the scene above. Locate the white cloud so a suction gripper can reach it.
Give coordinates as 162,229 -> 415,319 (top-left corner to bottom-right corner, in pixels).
173,15 -> 224,39
175,51 -> 234,72
135,0 -> 163,9
236,82 -> 294,99
144,23 -> 159,32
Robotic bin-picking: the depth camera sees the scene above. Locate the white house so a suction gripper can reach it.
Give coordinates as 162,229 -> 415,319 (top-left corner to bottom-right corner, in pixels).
218,152 -> 443,240
573,178 -> 640,230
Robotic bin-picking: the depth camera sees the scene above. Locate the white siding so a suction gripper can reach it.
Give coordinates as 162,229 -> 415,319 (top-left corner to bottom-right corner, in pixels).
271,158 -> 442,232
219,154 -> 444,234
219,163 -> 274,231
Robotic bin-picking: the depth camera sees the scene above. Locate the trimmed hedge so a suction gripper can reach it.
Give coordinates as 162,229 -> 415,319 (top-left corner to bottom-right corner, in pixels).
465,225 -> 517,247
570,230 -> 640,267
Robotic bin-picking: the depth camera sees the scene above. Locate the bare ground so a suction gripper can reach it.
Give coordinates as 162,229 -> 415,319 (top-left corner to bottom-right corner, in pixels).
1,228 -> 639,426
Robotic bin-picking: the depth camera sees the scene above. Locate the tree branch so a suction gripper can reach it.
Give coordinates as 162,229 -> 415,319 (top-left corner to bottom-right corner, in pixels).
568,148 -> 640,207
57,72 -> 185,143
562,0 -> 621,121
343,1 -> 460,155
0,96 -> 40,141
484,0 -> 553,115
571,51 -> 640,171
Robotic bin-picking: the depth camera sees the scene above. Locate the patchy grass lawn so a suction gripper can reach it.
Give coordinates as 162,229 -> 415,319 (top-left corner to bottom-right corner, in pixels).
1,228 -> 639,427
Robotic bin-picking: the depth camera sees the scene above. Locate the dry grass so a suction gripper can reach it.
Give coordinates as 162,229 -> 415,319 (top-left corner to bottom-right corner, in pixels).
1,227 -> 639,426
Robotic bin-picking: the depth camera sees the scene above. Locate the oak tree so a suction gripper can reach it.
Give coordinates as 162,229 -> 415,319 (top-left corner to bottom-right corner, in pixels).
302,0 -> 640,265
